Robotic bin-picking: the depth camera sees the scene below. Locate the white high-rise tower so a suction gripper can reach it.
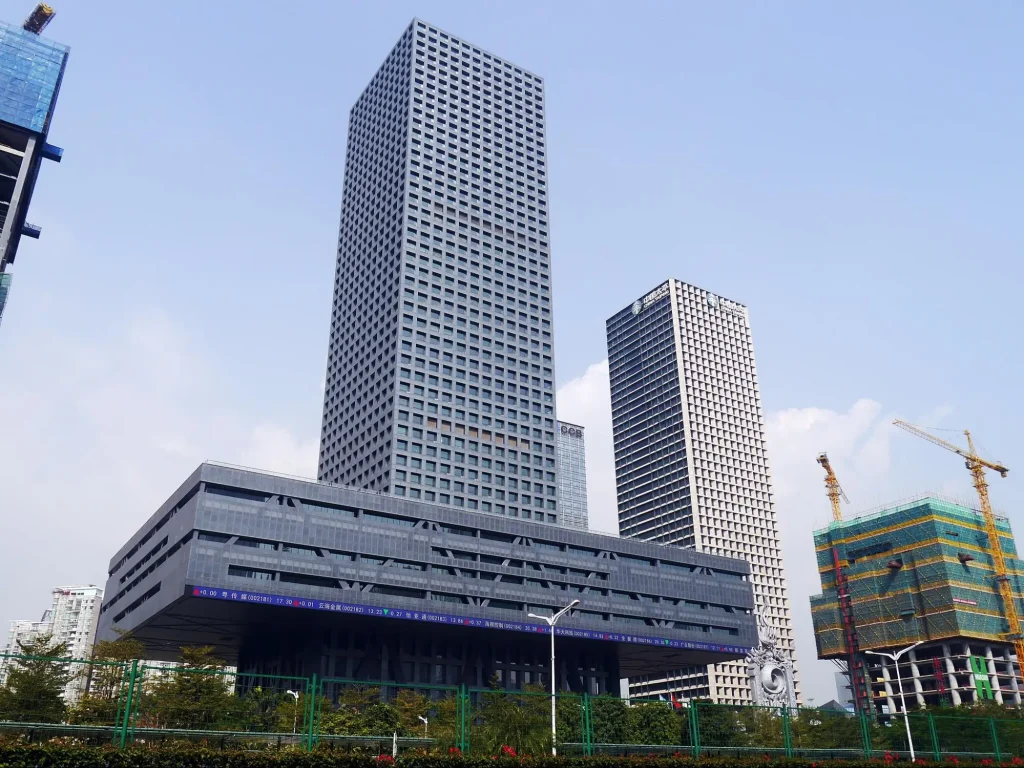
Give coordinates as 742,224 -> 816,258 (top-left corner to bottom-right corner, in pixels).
318,20 -> 560,524
606,279 -> 798,704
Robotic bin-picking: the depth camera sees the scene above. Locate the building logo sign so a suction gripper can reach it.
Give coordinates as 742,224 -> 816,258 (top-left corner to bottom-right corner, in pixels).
560,424 -> 583,438
188,585 -> 751,657
631,283 -> 670,316
706,292 -> 745,319
969,655 -> 994,699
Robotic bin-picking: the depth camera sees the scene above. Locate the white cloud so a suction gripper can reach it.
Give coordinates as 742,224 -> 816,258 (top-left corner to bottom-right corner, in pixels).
0,309 -> 319,636
556,360 -> 916,705
765,398 -> 905,705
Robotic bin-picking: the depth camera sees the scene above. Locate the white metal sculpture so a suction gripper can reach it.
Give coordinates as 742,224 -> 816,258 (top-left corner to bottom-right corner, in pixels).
747,611 -> 796,707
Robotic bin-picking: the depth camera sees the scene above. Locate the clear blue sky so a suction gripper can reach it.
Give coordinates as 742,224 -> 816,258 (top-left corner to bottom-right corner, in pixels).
0,1 -> 1020,705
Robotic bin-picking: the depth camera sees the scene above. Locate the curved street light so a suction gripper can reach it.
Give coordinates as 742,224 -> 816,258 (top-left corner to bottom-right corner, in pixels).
865,641 -> 923,760
528,598 -> 580,756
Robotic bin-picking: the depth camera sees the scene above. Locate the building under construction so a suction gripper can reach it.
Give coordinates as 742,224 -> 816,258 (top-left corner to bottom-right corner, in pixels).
811,495 -> 1024,712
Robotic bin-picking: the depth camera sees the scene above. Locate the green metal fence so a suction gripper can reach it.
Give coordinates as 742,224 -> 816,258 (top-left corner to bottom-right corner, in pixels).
4,652 -> 1024,757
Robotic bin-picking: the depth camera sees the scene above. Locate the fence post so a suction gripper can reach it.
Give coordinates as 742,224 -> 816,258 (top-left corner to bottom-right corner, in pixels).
460,683 -> 470,754
304,673 -> 318,752
691,701 -> 701,758
990,718 -> 1002,762
112,662 -> 128,747
927,713 -> 940,762
582,692 -> 592,757
117,659 -> 139,749
860,710 -> 872,758
782,706 -> 793,758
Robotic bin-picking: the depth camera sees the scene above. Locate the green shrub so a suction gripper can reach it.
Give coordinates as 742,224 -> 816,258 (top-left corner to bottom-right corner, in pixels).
0,743 -> 1015,768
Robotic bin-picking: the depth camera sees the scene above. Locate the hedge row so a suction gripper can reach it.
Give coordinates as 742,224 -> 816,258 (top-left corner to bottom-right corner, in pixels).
0,744 -> 1017,768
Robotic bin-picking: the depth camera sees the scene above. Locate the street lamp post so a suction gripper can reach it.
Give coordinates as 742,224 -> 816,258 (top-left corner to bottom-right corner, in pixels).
285,690 -> 300,734
866,641 -> 923,760
528,598 -> 580,757
418,715 -> 429,739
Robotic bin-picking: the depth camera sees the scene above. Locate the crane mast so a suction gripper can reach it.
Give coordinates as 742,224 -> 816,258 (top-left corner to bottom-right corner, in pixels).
817,453 -> 870,713
817,452 -> 850,522
892,420 -> 1023,678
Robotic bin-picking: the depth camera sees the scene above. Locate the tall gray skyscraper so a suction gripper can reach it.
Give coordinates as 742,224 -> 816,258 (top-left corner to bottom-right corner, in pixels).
319,20 -> 560,523
606,279 -> 798,705
555,421 -> 588,529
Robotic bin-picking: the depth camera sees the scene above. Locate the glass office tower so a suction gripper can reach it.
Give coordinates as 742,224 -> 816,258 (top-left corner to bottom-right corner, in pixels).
555,421 -> 588,530
319,20 -> 559,523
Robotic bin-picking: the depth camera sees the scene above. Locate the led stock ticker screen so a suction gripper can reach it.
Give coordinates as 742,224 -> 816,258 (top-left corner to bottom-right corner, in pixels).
189,585 -> 750,657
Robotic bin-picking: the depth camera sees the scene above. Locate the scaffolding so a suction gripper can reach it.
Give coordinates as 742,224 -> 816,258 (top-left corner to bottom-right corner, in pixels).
810,497 -> 1024,710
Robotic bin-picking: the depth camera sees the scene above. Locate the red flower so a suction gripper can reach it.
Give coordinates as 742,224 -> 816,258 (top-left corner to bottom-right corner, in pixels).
375,755 -> 394,763
500,745 -> 518,757
449,746 -> 463,755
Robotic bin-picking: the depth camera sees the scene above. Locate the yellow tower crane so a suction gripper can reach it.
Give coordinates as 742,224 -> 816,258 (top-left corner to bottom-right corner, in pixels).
817,452 -> 850,522
891,420 -> 1023,673
816,452 -> 872,713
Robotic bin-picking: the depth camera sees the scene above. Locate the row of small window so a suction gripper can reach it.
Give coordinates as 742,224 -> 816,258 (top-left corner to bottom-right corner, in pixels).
398,376 -> 552,409
406,190 -> 545,247
396,451 -> 555,481
414,53 -> 540,107
414,29 -> 543,90
407,176 -> 545,220
402,298 -> 551,344
410,99 -> 544,155
399,309 -> 550,350
399,365 -> 552,402
399,359 -> 551,399
403,293 -> 550,333
414,24 -> 541,77
399,352 -> 552,387
410,132 -> 545,191
410,91 -> 544,147
404,227 -> 550,273
395,411 -> 553,442
413,70 -> 538,129
408,198 -> 547,239
404,243 -> 549,293
402,258 -> 549,304
392,485 -> 557,515
395,474 -> 555,501
399,392 -> 552,418
409,143 -> 545,194
405,213 -> 548,261
408,189 -> 547,242
398,405 -> 553,433
395,438 -> 554,470
413,68 -> 541,115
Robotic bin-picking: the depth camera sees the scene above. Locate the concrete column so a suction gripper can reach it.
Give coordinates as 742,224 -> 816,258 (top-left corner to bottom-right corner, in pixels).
1005,647 -> 1022,705
879,660 -> 896,714
942,643 -> 961,706
985,645 -> 1003,704
908,649 -> 926,707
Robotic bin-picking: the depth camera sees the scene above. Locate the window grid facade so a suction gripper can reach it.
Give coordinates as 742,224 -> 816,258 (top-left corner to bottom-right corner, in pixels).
607,279 -> 799,705
556,421 -> 588,530
319,19 -> 560,524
